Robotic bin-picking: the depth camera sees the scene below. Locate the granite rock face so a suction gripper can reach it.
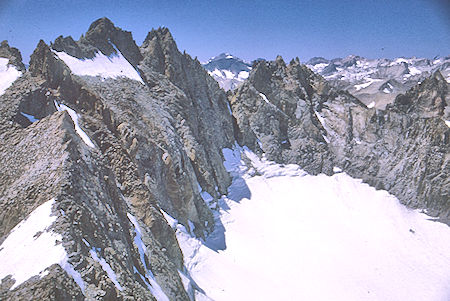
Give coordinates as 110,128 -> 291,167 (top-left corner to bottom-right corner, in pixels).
51,17 -> 143,68
0,40 -> 26,71
1,18 -> 234,300
231,57 -> 449,222
230,56 -> 366,175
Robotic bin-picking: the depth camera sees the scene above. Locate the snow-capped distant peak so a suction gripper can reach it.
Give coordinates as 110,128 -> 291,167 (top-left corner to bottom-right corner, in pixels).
306,55 -> 450,109
202,53 -> 252,91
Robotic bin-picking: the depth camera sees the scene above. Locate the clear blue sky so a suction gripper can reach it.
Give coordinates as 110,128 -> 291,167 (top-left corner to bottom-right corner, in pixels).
0,0 -> 448,64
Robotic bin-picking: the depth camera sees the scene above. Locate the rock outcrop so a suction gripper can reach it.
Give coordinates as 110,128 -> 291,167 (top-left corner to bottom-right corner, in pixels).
0,40 -> 26,71
1,18 -> 234,300
231,57 -> 450,223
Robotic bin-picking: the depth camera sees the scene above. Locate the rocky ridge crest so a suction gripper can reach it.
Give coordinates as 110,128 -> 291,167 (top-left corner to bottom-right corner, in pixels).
231,57 -> 449,222
1,18 -> 233,301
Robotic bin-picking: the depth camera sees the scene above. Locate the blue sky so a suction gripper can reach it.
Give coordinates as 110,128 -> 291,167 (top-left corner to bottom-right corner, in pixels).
0,0 -> 448,63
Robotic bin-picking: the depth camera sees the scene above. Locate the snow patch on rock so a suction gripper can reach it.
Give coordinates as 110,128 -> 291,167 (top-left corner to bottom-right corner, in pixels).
0,199 -> 85,292
0,57 -> 22,96
55,51 -> 143,83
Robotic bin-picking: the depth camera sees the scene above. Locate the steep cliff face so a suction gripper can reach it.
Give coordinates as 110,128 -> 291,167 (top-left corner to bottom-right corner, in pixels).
230,56 -> 366,175
51,17 -> 143,67
139,27 -> 234,203
231,57 -> 450,222
1,18 -> 234,300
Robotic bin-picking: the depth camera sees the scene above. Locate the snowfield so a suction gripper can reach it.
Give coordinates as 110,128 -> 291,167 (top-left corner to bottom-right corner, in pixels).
54,50 -> 143,83
170,146 -> 450,301
0,199 -> 84,292
0,57 -> 22,96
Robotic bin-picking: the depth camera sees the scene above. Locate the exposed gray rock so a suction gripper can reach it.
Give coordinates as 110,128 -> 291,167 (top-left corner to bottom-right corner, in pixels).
307,55 -> 450,109
231,57 -> 450,223
1,18 -> 235,300
0,40 -> 26,71
230,56 -> 365,175
1,17 -> 449,301
51,17 -> 143,68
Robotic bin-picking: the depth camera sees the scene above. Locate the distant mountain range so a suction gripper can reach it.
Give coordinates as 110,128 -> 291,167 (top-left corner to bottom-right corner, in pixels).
306,55 -> 450,108
203,53 -> 450,109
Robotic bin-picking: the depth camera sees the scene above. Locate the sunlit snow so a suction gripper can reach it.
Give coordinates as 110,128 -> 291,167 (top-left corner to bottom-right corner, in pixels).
259,92 -> 269,104
237,71 -> 249,80
55,51 -> 143,83
354,78 -> 381,91
367,101 -> 375,108
54,101 -> 96,148
127,213 -> 169,301
0,199 -> 85,292
173,146 -> 450,301
0,57 -> 22,96
409,66 -> 421,75
89,248 -> 123,291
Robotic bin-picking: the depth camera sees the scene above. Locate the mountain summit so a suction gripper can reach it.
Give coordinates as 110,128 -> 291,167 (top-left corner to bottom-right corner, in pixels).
202,53 -> 251,90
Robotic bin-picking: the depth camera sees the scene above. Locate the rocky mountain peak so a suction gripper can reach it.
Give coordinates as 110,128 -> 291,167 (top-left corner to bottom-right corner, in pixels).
142,27 -> 175,47
0,40 -> 26,71
275,55 -> 286,67
288,57 -> 301,66
391,70 -> 448,117
202,53 -> 252,90
139,27 -> 180,76
306,56 -> 329,65
307,54 -> 450,110
1,17 -> 449,301
86,17 -> 115,34
51,17 -> 143,68
29,40 -> 69,88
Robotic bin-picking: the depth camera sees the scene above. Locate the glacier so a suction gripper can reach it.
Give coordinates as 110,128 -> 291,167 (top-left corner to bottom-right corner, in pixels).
168,146 -> 450,301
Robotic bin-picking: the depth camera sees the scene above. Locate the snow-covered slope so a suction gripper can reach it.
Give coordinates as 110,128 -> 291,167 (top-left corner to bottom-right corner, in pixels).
0,199 -> 83,291
169,145 -> 450,301
0,57 -> 22,96
55,50 -> 143,83
202,53 -> 252,90
307,55 -> 450,108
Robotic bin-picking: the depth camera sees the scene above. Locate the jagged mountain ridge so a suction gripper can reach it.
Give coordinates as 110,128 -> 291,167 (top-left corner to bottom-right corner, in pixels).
306,55 -> 450,109
0,17 -> 449,301
1,17 -> 234,300
202,52 -> 450,107
231,56 -> 449,220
